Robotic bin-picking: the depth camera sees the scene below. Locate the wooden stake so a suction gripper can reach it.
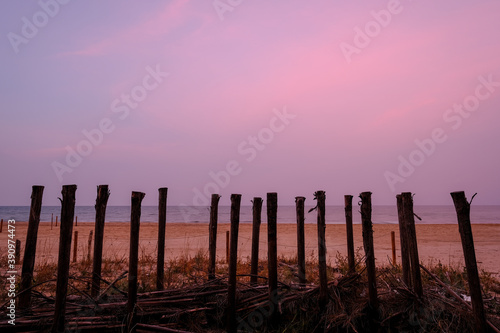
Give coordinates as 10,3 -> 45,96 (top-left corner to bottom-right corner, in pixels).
15,240 -> 21,262
128,191 -> 145,332
316,191 -> 328,307
267,192 -> 279,328
75,215 -> 78,226
87,230 -> 93,262
19,185 -> 44,310
396,194 -> 411,286
451,191 -> 487,333
55,216 -> 58,227
52,184 -> 77,333
51,213 -> 53,230
157,187 -> 168,290
391,231 -> 396,266
360,191 -> 378,311
227,194 -> 241,333
0,218 -> 3,232
91,185 -> 110,298
295,196 -> 306,286
250,197 -> 262,284
344,195 -> 355,273
226,231 -> 230,264
401,192 -> 422,297
208,193 -> 220,280
72,231 -> 78,263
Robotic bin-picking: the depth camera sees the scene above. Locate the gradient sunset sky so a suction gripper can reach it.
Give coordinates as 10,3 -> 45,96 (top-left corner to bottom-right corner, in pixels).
1,0 -> 499,206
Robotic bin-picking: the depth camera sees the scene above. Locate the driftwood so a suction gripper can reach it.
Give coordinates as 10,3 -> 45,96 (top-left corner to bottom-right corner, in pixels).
1,266 -> 499,332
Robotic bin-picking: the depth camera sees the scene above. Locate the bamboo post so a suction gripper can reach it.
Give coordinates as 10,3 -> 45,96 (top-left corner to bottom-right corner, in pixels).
391,231 -> 396,266
15,240 -> 21,262
250,197 -> 262,284
208,193 -> 220,280
267,192 -> 279,328
19,185 -> 44,310
91,185 -> 110,298
451,191 -> 487,333
401,192 -> 422,297
344,195 -> 355,273
87,230 -> 93,262
316,191 -> 328,307
0,218 -> 3,232
227,194 -> 241,333
226,231 -> 230,264
72,231 -> 78,263
295,196 -> 306,286
127,191 -> 145,332
52,184 -> 77,333
360,191 -> 378,311
157,187 -> 168,290
396,194 -> 411,286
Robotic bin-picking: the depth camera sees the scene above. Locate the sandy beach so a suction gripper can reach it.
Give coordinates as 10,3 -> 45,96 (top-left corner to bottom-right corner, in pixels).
1,221 -> 498,277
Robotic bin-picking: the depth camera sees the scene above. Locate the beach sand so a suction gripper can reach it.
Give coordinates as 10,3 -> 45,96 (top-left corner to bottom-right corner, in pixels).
1,222 -> 499,277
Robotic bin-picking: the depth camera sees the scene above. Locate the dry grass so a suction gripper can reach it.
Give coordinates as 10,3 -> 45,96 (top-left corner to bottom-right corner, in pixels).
1,246 -> 499,332
1,244 -> 499,302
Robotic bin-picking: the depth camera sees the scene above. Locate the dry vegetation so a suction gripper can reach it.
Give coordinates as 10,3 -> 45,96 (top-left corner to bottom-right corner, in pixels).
1,247 -> 500,332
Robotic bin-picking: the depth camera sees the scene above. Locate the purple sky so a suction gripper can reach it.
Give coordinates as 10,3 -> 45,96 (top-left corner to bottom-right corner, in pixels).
1,0 -> 500,207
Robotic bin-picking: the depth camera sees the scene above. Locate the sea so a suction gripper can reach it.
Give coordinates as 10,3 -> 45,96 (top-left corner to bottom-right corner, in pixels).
0,205 -> 499,224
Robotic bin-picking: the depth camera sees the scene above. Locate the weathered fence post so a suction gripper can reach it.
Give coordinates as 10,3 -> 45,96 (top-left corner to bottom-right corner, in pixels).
344,195 -> 355,273
396,194 -> 411,286
15,240 -> 21,262
226,231 -> 230,264
19,185 -> 44,310
208,194 -> 220,280
52,184 -> 77,333
0,219 -> 3,232
267,192 -> 280,327
87,230 -> 93,262
250,197 -> 262,284
51,213 -> 53,230
451,191 -> 487,333
73,230 -> 78,263
360,191 -> 378,311
401,192 -> 422,297
227,194 -> 241,333
295,196 -> 306,286
316,191 -> 328,307
91,185 -> 110,298
157,187 -> 168,290
55,215 -> 58,227
391,231 -> 396,266
75,215 -> 78,227
127,191 -> 145,333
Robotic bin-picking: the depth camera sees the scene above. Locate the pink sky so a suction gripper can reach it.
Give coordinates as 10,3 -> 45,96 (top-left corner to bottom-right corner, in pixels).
1,0 -> 499,206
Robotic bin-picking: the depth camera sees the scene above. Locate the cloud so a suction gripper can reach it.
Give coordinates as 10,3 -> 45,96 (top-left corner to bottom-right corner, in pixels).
57,0 -> 198,58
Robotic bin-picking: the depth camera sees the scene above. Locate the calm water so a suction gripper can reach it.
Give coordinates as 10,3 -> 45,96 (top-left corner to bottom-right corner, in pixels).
1,205 -> 499,224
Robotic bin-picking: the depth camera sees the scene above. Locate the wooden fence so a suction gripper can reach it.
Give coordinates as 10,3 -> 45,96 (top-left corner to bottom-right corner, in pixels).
1,185 -> 494,333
